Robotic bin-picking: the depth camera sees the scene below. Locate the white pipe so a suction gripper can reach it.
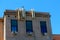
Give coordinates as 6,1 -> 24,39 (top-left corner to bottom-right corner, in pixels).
21,8 -> 25,18
18,9 -> 20,20
30,9 -> 35,18
4,16 -> 6,40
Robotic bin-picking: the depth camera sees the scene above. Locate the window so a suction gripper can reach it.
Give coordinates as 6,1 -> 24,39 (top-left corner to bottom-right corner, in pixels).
8,15 -> 10,17
26,20 -> 33,33
11,19 -> 18,32
40,21 -> 47,35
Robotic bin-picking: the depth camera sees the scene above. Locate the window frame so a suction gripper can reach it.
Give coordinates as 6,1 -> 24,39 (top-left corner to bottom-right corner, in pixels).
11,19 -> 18,32
40,21 -> 47,35
26,20 -> 33,33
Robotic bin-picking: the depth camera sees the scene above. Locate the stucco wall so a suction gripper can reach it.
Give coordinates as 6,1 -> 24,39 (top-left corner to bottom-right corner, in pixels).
4,15 -> 52,40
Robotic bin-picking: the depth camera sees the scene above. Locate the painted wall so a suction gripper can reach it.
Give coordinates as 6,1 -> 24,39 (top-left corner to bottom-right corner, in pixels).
0,20 -> 4,40
53,35 -> 60,40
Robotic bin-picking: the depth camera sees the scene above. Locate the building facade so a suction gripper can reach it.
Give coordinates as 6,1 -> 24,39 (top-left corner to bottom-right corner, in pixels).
0,18 -> 4,40
0,8 -> 52,40
4,8 -> 52,40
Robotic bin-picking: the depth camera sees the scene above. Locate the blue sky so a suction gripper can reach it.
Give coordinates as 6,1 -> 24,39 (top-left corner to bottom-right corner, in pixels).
0,0 -> 60,34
